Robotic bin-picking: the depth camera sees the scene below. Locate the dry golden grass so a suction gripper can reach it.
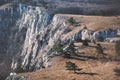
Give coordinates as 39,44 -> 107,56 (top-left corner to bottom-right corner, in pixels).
18,43 -> 120,80
58,14 -> 120,31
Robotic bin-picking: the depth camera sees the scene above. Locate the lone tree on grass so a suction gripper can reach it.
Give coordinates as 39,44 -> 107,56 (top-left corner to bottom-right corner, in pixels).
115,41 -> 120,57
66,42 -> 76,54
61,42 -> 77,58
65,42 -> 79,56
65,61 -> 79,73
95,43 -> 106,58
51,40 -> 71,58
114,68 -> 120,76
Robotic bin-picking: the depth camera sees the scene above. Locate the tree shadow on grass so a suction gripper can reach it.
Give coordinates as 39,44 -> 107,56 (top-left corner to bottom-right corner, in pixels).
70,56 -> 87,61
70,55 -> 98,61
75,72 -> 99,76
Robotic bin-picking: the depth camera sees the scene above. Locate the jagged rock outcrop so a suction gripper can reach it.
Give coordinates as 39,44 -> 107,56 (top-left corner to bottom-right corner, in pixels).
0,4 -> 67,73
92,29 -> 120,42
79,29 -> 120,42
6,76 -> 27,80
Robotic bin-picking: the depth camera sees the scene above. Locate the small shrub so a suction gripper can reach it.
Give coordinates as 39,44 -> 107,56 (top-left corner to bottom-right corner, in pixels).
64,28 -> 72,34
82,40 -> 89,46
68,17 -> 75,25
114,68 -> 120,76
115,41 -> 120,56
65,42 -> 78,55
96,43 -> 104,55
83,26 -> 87,29
62,52 -> 71,59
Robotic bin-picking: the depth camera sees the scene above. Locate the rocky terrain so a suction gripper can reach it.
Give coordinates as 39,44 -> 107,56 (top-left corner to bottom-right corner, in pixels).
0,0 -> 120,80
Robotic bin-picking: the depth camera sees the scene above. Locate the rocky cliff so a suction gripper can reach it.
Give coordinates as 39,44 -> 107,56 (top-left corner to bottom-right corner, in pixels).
0,3 -> 120,80
0,3 -> 69,79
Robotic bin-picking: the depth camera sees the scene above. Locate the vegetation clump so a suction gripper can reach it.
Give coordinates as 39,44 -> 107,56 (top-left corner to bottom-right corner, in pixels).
65,61 -> 79,73
51,40 -> 71,58
95,43 -> 107,59
64,42 -> 79,57
96,36 -> 104,42
66,42 -> 77,54
51,40 -> 64,55
68,17 -> 76,25
114,68 -> 120,76
82,39 -> 89,46
96,43 -> 104,55
52,41 -> 79,58
115,41 -> 120,56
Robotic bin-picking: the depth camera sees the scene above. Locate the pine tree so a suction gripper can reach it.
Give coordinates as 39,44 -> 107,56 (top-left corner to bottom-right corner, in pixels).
115,41 -> 120,56
65,61 -> 78,73
66,42 -> 76,54
96,43 -> 104,55
51,40 -> 64,55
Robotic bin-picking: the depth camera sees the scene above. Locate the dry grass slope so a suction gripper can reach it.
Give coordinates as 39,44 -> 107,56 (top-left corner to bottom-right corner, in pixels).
59,14 -> 120,31
17,14 -> 120,80
18,43 -> 120,80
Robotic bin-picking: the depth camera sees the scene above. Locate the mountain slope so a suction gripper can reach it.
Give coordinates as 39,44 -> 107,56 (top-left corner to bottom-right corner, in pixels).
17,43 -> 120,80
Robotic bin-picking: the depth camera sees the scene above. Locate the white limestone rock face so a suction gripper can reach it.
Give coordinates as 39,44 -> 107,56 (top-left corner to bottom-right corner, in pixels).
0,4 -> 70,78
73,28 -> 119,42
92,29 -> 118,42
81,29 -> 93,41
10,5 -> 67,72
6,76 -> 27,80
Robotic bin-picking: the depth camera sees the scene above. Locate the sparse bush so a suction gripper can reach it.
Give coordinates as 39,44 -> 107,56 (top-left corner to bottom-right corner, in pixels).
66,42 -> 78,55
115,41 -> 120,56
62,52 -> 71,59
83,26 -> 87,29
68,17 -> 75,25
67,42 -> 75,53
96,36 -> 104,42
96,43 -> 104,55
114,68 -> 120,76
64,28 -> 72,34
65,61 -> 78,73
82,40 -> 89,46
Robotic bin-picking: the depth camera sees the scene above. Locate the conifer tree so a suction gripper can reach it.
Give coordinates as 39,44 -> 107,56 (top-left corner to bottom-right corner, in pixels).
66,42 -> 76,54
96,43 -> 104,54
65,61 -> 78,73
51,40 -> 64,55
